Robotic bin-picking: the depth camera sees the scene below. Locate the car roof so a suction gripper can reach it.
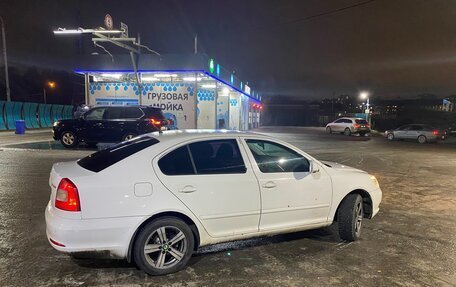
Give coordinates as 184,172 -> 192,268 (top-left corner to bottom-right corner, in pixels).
338,117 -> 365,120
146,129 -> 271,143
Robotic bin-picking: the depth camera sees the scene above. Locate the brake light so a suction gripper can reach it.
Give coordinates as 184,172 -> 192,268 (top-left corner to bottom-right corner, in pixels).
55,178 -> 80,212
149,118 -> 162,126
366,124 -> 370,128
354,124 -> 360,128
433,130 -> 439,135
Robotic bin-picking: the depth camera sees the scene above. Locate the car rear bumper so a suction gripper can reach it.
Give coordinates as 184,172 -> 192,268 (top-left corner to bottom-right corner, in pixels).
354,128 -> 371,133
45,202 -> 142,258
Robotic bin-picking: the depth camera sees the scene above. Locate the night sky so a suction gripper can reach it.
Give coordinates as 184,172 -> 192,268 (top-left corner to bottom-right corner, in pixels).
1,0 -> 455,100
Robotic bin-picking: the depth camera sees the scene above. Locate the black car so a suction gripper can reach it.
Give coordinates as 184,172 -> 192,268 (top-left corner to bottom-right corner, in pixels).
53,105 -> 169,148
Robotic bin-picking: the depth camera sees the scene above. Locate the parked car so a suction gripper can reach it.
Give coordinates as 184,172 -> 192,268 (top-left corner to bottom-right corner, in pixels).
45,130 -> 382,275
326,117 -> 370,136
442,123 -> 456,137
53,105 -> 169,148
384,124 -> 445,143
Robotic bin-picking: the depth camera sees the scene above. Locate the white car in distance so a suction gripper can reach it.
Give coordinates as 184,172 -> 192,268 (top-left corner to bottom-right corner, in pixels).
326,117 -> 371,136
45,130 -> 382,275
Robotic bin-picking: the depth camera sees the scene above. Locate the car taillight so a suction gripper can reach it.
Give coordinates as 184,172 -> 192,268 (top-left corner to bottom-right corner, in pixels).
354,124 -> 360,128
433,130 -> 439,135
149,118 -> 162,126
366,124 -> 370,128
55,178 -> 80,212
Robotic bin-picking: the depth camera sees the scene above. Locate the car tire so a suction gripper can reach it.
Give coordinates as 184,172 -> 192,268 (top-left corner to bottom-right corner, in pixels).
86,142 -> 98,148
122,132 -> 137,141
344,128 -> 351,136
60,130 -> 78,148
387,133 -> 394,141
133,217 -> 194,276
417,135 -> 427,144
326,126 -> 332,134
337,194 -> 364,241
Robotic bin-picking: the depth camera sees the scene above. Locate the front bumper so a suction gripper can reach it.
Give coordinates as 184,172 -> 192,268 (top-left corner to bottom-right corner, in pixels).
45,202 -> 142,258
370,187 -> 382,218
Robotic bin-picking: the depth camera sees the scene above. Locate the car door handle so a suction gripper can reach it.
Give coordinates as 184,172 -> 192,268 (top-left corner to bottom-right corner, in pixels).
178,185 -> 197,193
262,181 -> 277,189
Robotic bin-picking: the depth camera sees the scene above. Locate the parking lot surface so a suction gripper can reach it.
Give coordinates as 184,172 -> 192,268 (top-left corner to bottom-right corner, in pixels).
0,127 -> 455,287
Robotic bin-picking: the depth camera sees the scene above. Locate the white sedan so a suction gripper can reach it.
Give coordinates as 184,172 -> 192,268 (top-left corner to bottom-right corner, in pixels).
45,130 -> 382,275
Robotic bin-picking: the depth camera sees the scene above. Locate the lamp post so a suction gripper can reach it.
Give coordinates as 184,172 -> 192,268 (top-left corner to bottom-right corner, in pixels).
0,16 -> 10,102
359,91 -> 371,127
43,81 -> 56,104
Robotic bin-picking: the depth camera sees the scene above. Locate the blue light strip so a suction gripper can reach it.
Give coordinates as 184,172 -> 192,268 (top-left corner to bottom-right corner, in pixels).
75,69 -> 261,103
75,69 -> 206,74
203,72 -> 260,103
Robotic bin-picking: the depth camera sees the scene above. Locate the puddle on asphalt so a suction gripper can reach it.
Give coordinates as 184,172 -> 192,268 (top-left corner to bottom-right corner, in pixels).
4,141 -> 98,151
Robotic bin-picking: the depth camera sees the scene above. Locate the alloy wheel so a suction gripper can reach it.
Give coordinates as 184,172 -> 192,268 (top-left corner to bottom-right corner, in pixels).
124,134 -> 136,141
62,132 -> 75,145
354,202 -> 363,235
418,135 -> 426,144
143,226 -> 188,269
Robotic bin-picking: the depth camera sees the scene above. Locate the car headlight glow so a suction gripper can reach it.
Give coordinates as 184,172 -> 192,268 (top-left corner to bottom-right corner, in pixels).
370,175 -> 380,188
53,121 -> 60,127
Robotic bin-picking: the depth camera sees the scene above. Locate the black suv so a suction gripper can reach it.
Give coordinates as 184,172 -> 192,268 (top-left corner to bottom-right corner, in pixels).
53,106 -> 168,148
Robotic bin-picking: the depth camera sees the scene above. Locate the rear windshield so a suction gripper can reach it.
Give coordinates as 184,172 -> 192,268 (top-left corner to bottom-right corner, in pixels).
77,136 -> 159,172
144,108 -> 166,120
355,119 -> 368,124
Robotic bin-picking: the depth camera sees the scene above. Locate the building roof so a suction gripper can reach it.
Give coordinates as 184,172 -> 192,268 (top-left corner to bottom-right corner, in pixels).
73,53 -> 261,103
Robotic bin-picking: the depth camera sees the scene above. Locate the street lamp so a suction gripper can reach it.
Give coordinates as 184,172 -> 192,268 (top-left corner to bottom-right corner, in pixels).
43,81 -> 56,104
0,16 -> 10,101
359,91 -> 370,110
359,91 -> 371,126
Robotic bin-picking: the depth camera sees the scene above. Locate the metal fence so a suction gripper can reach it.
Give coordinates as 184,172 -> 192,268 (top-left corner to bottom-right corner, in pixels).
0,101 -> 74,130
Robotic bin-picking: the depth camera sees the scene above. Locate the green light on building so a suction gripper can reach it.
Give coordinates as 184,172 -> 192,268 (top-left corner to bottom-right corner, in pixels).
209,59 -> 215,73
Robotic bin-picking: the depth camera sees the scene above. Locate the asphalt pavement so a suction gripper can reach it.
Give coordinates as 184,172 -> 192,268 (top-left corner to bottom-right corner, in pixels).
0,127 -> 455,287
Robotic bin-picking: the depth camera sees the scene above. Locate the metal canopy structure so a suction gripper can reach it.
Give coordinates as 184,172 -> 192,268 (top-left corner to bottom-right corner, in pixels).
53,19 -> 160,105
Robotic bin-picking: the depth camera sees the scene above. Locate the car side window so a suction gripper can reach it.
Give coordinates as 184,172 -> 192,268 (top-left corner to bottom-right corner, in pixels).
103,107 -> 123,120
411,125 -> 423,131
334,119 -> 343,123
158,146 -> 195,176
188,139 -> 247,174
245,139 -> 310,173
85,108 -> 106,121
344,119 -> 353,123
124,107 -> 143,119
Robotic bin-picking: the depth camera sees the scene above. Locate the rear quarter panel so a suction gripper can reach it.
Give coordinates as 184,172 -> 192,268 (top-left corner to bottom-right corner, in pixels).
77,145 -> 193,220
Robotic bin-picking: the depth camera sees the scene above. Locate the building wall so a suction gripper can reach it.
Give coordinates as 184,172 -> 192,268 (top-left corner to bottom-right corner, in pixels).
196,89 -> 216,129
88,80 -> 256,130
217,95 -> 229,129
89,82 -> 197,129
229,93 -> 240,130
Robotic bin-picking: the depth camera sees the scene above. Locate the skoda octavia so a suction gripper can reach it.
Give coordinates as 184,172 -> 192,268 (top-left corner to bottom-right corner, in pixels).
45,130 -> 382,275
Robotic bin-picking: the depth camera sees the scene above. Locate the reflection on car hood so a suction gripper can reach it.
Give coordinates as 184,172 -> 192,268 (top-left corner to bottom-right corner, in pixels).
320,161 -> 367,174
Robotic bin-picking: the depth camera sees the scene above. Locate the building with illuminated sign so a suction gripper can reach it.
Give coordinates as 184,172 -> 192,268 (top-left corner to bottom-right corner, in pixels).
74,53 -> 261,130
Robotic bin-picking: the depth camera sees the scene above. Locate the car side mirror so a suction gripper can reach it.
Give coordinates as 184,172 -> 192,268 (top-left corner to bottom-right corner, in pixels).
311,161 -> 320,174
